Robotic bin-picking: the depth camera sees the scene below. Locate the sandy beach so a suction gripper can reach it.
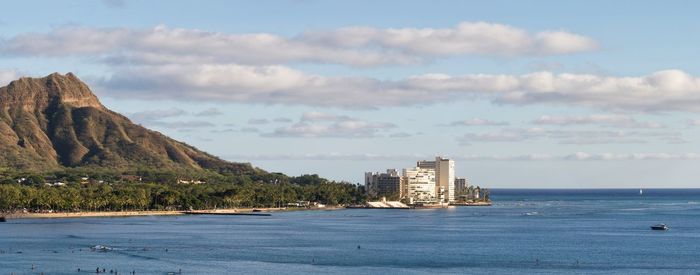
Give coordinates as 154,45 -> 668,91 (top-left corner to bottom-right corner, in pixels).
4,210 -> 185,219
2,206 -> 345,219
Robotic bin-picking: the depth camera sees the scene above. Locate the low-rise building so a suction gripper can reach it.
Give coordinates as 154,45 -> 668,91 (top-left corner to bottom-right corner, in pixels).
44,182 -> 66,187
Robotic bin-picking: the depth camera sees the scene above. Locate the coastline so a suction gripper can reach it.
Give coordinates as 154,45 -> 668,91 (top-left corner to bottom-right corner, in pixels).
0,203 -> 493,220
3,206 -> 345,220
4,210 -> 184,219
451,201 -> 492,206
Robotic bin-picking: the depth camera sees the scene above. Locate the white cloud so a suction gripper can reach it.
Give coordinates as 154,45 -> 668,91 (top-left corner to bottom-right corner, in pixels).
224,152 -> 700,162
408,70 -> 700,112
194,108 -> 223,117
266,121 -> 395,138
0,25 -> 411,66
148,120 -> 215,129
534,114 -> 665,128
128,108 -> 187,123
460,128 -> 536,143
459,127 -> 683,145
211,127 -> 258,133
300,111 -> 352,122
534,114 -> 632,125
301,22 -> 597,56
263,113 -> 395,138
224,153 -> 427,161
97,65 -> 700,112
0,23 -> 596,67
210,128 -> 237,134
126,108 -> 215,129
534,31 -> 598,54
448,118 -> 509,126
562,152 -> 700,161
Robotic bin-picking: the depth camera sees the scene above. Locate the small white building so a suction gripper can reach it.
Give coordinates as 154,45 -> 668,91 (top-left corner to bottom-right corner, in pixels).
45,182 -> 66,187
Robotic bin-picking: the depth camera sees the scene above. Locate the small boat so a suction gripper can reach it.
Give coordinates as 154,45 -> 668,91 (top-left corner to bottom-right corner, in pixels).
0,216 -> 6,222
639,189 -> 643,195
650,223 -> 668,230
90,245 -> 112,252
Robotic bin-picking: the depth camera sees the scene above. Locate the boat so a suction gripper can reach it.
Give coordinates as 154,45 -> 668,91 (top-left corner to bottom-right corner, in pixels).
90,245 -> 113,252
650,223 -> 668,230
0,216 -> 6,222
639,189 -> 643,195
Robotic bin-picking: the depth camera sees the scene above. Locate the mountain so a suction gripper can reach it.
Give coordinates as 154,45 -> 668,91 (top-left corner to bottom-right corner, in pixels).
0,72 -> 256,175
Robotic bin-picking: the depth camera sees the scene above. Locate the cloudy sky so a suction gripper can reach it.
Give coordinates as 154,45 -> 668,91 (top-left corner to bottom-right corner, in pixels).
2,0 -> 700,188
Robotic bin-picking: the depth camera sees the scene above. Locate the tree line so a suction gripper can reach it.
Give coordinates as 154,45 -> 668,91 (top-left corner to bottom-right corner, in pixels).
0,169 -> 367,212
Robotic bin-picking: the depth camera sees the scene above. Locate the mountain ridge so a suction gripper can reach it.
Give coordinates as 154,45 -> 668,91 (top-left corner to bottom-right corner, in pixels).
0,72 -> 256,175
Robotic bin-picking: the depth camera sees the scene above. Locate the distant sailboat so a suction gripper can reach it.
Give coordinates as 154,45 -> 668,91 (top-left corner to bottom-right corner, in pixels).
639,188 -> 643,195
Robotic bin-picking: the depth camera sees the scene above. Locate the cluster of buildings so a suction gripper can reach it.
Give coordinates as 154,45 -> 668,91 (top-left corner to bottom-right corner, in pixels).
365,156 -> 487,205
15,176 -> 105,187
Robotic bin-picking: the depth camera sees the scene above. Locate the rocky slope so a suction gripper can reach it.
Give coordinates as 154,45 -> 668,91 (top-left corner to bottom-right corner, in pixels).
0,72 -> 255,174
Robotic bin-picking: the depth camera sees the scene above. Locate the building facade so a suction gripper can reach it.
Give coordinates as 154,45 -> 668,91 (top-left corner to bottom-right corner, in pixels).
418,157 -> 455,203
365,169 -> 403,199
416,160 -> 436,170
454,178 -> 469,196
453,177 -> 472,201
403,167 -> 436,203
436,157 -> 455,203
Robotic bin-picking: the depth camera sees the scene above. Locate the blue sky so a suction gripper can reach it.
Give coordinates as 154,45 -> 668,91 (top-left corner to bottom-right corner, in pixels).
1,0 -> 700,188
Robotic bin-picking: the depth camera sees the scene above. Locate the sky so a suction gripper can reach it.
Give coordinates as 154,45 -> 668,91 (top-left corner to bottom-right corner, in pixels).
1,0 -> 700,188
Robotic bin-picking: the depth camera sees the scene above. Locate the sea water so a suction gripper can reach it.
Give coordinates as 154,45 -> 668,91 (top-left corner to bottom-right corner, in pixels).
1,189 -> 700,274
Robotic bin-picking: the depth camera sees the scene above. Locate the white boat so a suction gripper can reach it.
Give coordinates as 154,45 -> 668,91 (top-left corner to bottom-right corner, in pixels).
639,189 -> 643,195
90,245 -> 112,252
651,223 -> 668,230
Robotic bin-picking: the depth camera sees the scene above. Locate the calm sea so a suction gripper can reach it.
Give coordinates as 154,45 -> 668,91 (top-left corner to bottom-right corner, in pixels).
2,189 -> 700,274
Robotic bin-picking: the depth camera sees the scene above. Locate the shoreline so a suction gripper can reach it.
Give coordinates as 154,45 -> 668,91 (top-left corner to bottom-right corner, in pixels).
3,206 -> 344,220
450,201 -> 492,207
4,210 -> 184,219
1,203 -> 491,220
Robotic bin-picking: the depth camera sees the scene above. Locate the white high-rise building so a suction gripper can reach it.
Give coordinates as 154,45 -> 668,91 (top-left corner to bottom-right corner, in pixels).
403,167 -> 436,203
417,157 -> 455,203
437,157 -> 455,202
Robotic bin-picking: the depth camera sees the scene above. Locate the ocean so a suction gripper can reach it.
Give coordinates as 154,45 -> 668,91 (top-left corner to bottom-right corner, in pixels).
1,189 -> 700,274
